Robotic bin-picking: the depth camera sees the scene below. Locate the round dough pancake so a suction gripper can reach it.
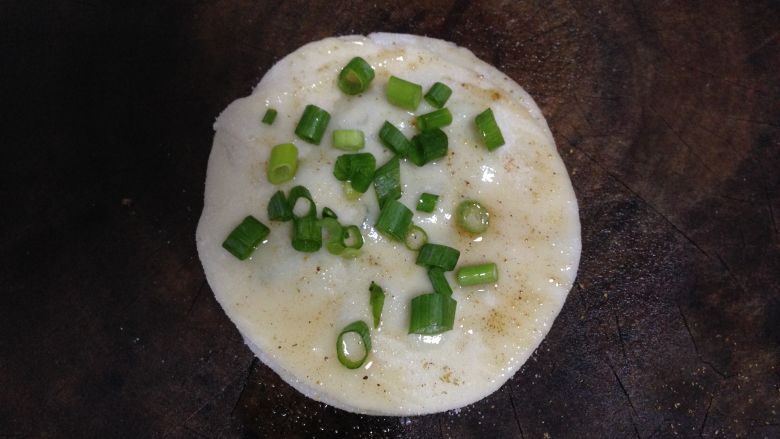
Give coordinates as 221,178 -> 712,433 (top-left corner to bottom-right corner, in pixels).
196,33 -> 581,415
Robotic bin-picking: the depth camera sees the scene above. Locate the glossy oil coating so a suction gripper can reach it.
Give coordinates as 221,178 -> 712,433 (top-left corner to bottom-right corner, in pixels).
196,33 -> 580,415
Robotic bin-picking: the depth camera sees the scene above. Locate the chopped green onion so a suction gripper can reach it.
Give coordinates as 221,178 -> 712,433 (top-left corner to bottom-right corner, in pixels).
338,57 -> 375,95
342,225 -> 364,250
336,320 -> 372,369
267,143 -> 298,184
424,82 -> 452,108
333,153 -> 376,193
369,282 -> 385,328
291,216 -> 321,252
288,186 -> 317,219
407,141 -> 425,166
386,76 -> 422,111
321,218 -> 363,257
475,108 -> 505,151
379,121 -> 412,156
342,181 -> 362,200
456,200 -> 490,234
222,216 -> 270,260
374,199 -> 413,242
456,262 -> 498,286
408,293 -> 457,335
411,128 -> 448,166
320,217 -> 343,254
416,243 -> 460,271
404,224 -> 428,251
373,157 -> 401,208
415,108 -> 452,131
267,190 -> 292,222
428,267 -> 453,296
295,104 -> 331,145
332,129 -> 365,151
416,192 -> 439,213
262,108 -> 278,125
322,207 -> 338,219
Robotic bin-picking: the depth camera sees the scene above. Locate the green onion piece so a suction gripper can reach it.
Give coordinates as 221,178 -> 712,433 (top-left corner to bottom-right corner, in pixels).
343,225 -> 364,249
416,192 -> 439,213
407,141 -> 425,166
379,121 -> 412,156
295,104 -> 331,145
267,143 -> 298,184
374,199 -> 413,242
456,262 -> 498,286
373,157 -> 401,208
332,129 -> 365,151
411,128 -> 448,166
222,216 -> 270,260
369,282 -> 385,328
288,186 -> 317,219
291,216 -> 321,252
262,108 -> 278,125
408,293 -> 457,335
342,181 -> 362,200
321,218 -> 363,257
456,200 -> 490,234
415,108 -> 453,131
322,207 -> 338,219
321,217 -> 345,255
338,57 -> 375,95
475,108 -> 505,151
428,267 -> 453,296
404,224 -> 428,251
336,320 -> 372,369
416,243 -> 460,271
386,76 -> 422,111
424,82 -> 452,108
267,190 -> 292,222
333,153 -> 376,193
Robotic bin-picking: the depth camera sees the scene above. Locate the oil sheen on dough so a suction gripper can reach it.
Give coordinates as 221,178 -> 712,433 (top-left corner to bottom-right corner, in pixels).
196,33 -> 581,415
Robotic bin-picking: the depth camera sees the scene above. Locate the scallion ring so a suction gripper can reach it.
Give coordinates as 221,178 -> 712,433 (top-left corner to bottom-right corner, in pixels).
408,293 -> 457,335
291,216 -> 322,252
338,57 -> 375,95
295,104 -> 331,145
288,186 -> 317,219
424,82 -> 452,108
456,200 -> 490,234
261,108 -> 277,125
416,192 -> 439,213
267,143 -> 298,184
386,76 -> 422,111
333,153 -> 376,193
404,224 -> 428,251
415,108 -> 452,131
222,216 -> 270,260
379,121 -> 412,156
475,108 -> 505,151
336,320 -> 372,369
267,190 -> 292,222
375,199 -> 413,242
456,262 -> 498,286
373,157 -> 401,208
332,129 -> 365,151
416,243 -> 460,271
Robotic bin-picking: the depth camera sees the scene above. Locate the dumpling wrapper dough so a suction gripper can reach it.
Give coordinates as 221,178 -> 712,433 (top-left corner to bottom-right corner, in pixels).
196,33 -> 581,416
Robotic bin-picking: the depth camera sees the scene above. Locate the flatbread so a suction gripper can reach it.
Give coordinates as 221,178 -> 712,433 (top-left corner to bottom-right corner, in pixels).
196,33 -> 581,415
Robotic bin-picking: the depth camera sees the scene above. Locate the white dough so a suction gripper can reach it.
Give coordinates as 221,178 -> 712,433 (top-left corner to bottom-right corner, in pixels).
196,33 -> 581,415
